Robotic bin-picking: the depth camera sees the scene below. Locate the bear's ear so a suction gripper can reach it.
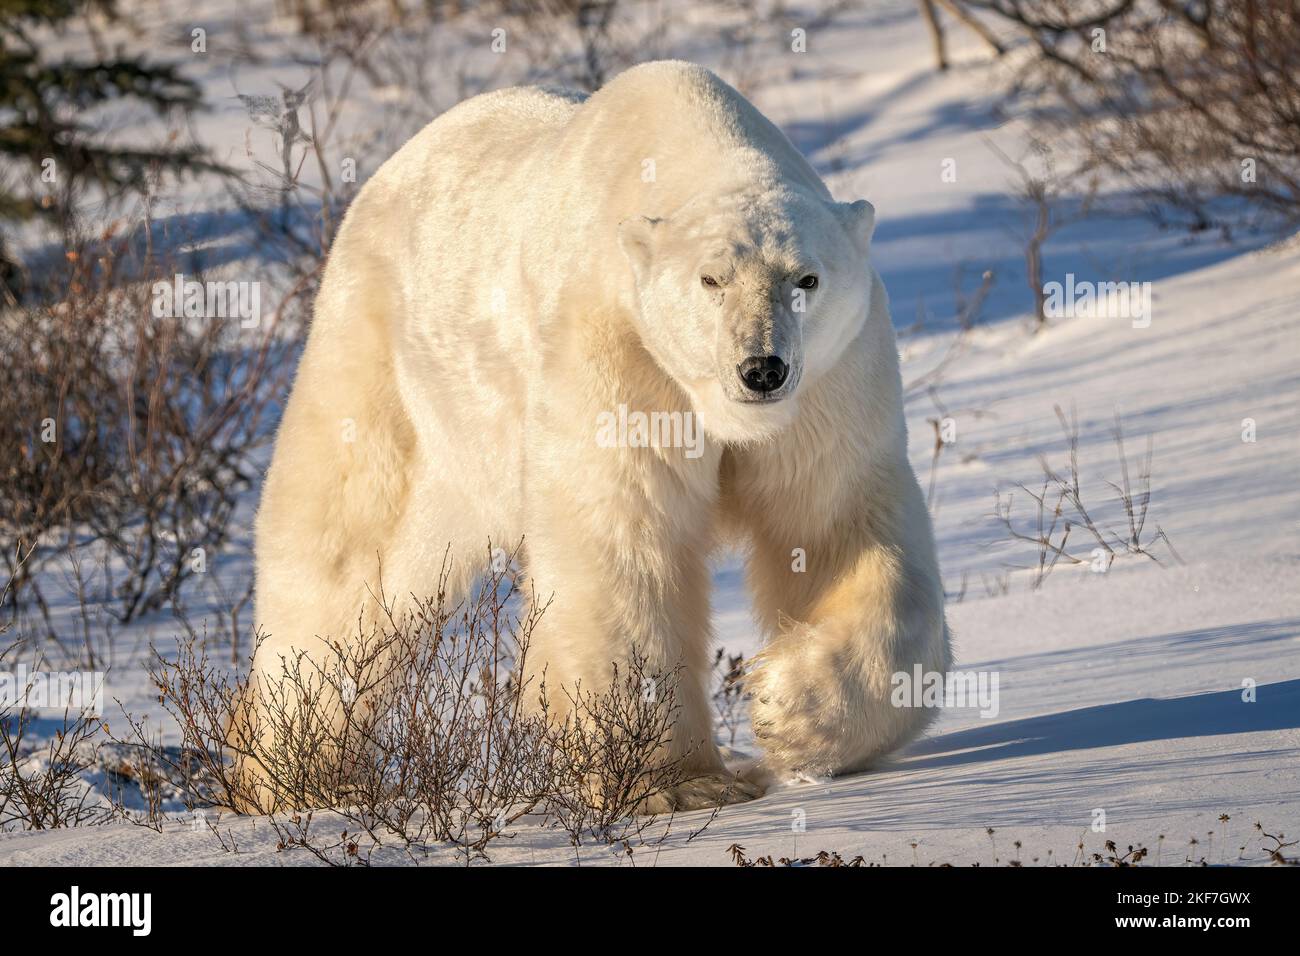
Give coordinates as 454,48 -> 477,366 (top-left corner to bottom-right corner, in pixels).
618,215 -> 663,278
833,199 -> 876,253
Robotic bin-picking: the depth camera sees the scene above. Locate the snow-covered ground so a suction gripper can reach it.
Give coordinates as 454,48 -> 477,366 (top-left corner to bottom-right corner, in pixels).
2,0 -> 1297,866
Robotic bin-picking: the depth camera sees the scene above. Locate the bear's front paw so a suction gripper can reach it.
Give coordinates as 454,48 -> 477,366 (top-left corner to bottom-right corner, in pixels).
746,643 -> 845,779
747,627 -> 939,779
637,772 -> 764,814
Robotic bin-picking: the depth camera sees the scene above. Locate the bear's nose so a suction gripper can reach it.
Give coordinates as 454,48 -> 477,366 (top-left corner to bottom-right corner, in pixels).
738,355 -> 789,393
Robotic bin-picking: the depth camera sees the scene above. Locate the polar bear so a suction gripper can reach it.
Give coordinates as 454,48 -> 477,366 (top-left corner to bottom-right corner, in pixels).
239,61 -> 950,812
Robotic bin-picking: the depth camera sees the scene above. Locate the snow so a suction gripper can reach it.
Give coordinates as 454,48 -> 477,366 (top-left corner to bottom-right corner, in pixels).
2,0 -> 1297,866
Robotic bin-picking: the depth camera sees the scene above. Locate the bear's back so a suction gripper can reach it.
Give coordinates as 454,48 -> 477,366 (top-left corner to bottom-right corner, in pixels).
360,62 -> 824,258
373,85 -> 587,201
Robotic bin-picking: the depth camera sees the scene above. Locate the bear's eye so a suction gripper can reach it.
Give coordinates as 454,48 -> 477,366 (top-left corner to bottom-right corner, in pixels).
701,275 -> 719,289
796,274 -> 819,290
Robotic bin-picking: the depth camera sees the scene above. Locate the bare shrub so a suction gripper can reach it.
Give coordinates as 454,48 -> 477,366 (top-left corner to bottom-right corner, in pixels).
900,266 -> 996,513
227,39 -> 369,275
986,137 -> 1098,329
730,815 -> 1297,867
917,0 -> 1007,71
728,843 -> 869,867
0,565 -> 110,830
964,0 -> 1300,231
0,699 -> 108,831
500,0 -> 671,92
710,647 -> 747,749
538,652 -> 703,848
113,549 -> 716,863
0,244 -> 301,641
265,811 -> 381,867
1254,823 -> 1298,866
902,266 -> 995,399
992,404 -> 1181,587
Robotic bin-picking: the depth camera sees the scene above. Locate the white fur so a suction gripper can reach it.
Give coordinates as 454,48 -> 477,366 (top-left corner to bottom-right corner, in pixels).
242,62 -> 950,809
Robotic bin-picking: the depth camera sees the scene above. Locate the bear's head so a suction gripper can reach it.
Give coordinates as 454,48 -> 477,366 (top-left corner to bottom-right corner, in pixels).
618,186 -> 875,443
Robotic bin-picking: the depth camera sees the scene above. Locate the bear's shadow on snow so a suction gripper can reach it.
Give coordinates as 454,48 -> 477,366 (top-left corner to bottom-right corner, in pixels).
898,679 -> 1300,771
